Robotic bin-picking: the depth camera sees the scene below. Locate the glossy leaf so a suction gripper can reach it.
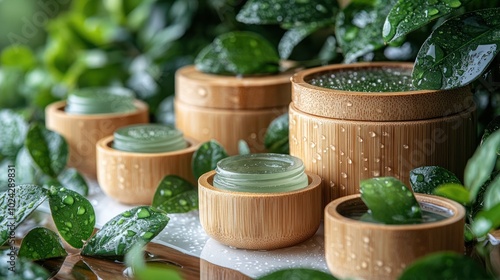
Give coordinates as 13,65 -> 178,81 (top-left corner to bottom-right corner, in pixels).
264,113 -> 289,154
81,206 -> 169,257
433,183 -> 470,205
278,22 -> 329,59
360,177 -> 422,224
124,241 -> 183,280
383,0 -> 473,43
18,227 -> 67,261
0,251 -> 50,280
410,166 -> 461,194
472,203 -> 500,237
58,168 -> 89,196
399,252 -> 493,280
48,186 -> 95,248
238,140 -> 251,155
192,140 -> 228,180
152,175 -> 198,213
25,123 -> 68,178
0,110 -> 28,159
195,31 -> 280,76
413,8 -> 500,89
464,128 -> 500,201
14,147 -> 44,185
257,268 -> 338,280
0,184 -> 48,246
236,0 -> 338,27
481,115 -> 500,154
336,0 -> 397,63
483,173 -> 500,210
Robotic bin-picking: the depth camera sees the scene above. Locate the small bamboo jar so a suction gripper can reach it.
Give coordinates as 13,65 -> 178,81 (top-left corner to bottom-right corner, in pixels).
324,194 -> 465,280
198,170 -> 322,250
45,100 -> 149,179
289,62 -> 476,206
96,136 -> 198,205
175,65 -> 291,155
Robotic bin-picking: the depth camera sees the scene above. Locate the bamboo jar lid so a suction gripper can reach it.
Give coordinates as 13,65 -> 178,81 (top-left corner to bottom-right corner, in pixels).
291,62 -> 473,121
96,136 -> 199,205
175,65 -> 293,109
198,171 -> 322,250
324,194 -> 465,280
45,100 -> 149,179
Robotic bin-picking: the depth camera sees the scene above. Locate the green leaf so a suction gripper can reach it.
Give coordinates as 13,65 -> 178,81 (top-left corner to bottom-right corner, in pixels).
58,168 -> 89,196
264,113 -> 289,154
383,0 -> 473,43
433,183 -> 470,205
124,241 -> 183,280
360,177 -> 422,224
483,173 -> 500,210
48,186 -> 95,248
0,159 -> 14,192
18,227 -> 67,261
409,166 -> 461,194
464,128 -> 500,201
236,0 -> 338,27
192,140 -> 228,180
0,250 -> 50,280
15,147 -> 44,185
152,175 -> 198,213
413,8 -> 500,89
194,31 -> 280,76
399,252 -> 493,280
81,206 -> 169,258
481,115 -> 500,154
278,22 -> 329,59
471,203 -> 500,237
25,123 -> 68,178
0,110 -> 28,159
336,0 -> 397,63
238,140 -> 251,155
0,68 -> 26,108
0,45 -> 36,71
257,268 -> 338,280
0,184 -> 48,246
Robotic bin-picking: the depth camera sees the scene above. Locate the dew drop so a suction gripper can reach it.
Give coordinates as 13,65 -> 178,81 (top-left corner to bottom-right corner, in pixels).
77,206 -> 86,215
368,131 -> 377,137
341,172 -> 348,179
65,222 -> 73,228
142,232 -> 154,239
403,144 -> 409,149
63,196 -> 74,205
137,208 -> 151,219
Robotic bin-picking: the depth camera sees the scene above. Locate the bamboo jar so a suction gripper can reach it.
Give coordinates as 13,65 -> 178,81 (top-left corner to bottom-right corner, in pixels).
175,65 -> 291,155
289,62 -> 476,206
198,170 -> 322,250
45,100 -> 149,179
324,194 -> 465,280
96,136 -> 198,205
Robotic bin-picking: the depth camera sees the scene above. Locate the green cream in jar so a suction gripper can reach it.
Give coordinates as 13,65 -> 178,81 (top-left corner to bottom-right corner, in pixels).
213,153 -> 309,193
113,124 -> 188,153
65,87 -> 136,114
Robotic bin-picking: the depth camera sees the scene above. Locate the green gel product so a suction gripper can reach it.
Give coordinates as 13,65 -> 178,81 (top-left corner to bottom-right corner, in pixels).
65,87 -> 136,114
213,153 -> 309,193
308,67 -> 416,92
113,124 -> 188,153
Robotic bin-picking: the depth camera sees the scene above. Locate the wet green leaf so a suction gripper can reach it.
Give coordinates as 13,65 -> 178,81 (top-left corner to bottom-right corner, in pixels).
0,250 -> 50,280
238,140 -> 251,155
257,268 -> 338,280
124,241 -> 183,280
15,147 -> 44,185
360,177 -> 422,224
278,22 -> 329,59
336,0 -> 397,63
410,166 -> 461,194
0,159 -> 14,192
18,227 -> 67,261
1,45 -> 36,71
384,0 -> 473,43
192,140 -> 228,180
194,31 -> 280,76
25,123 -> 68,178
413,8 -> 500,89
471,203 -> 500,237
483,173 -> 500,210
58,168 -> 89,196
48,186 -> 95,248
0,110 -> 28,159
481,115 -> 500,154
264,113 -> 289,154
399,252 -> 493,280
464,128 -> 500,201
152,175 -> 198,213
0,184 -> 48,246
433,183 -> 470,205
81,206 -> 169,257
236,0 -> 338,27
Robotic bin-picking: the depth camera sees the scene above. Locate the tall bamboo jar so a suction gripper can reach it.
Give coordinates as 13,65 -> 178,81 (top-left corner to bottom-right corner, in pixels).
175,65 -> 291,155
289,62 -> 476,206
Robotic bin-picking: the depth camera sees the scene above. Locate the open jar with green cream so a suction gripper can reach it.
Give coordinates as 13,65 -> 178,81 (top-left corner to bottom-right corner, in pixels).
113,124 -> 187,153
65,87 -> 136,114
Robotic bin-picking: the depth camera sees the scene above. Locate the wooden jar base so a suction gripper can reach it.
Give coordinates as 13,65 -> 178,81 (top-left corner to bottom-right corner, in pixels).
324,194 -> 465,280
45,100 -> 149,179
198,171 -> 322,250
96,136 -> 198,205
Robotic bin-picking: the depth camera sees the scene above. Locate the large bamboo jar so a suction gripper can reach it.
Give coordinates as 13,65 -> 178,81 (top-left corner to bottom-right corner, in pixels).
289,62 -> 476,206
175,65 -> 291,155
